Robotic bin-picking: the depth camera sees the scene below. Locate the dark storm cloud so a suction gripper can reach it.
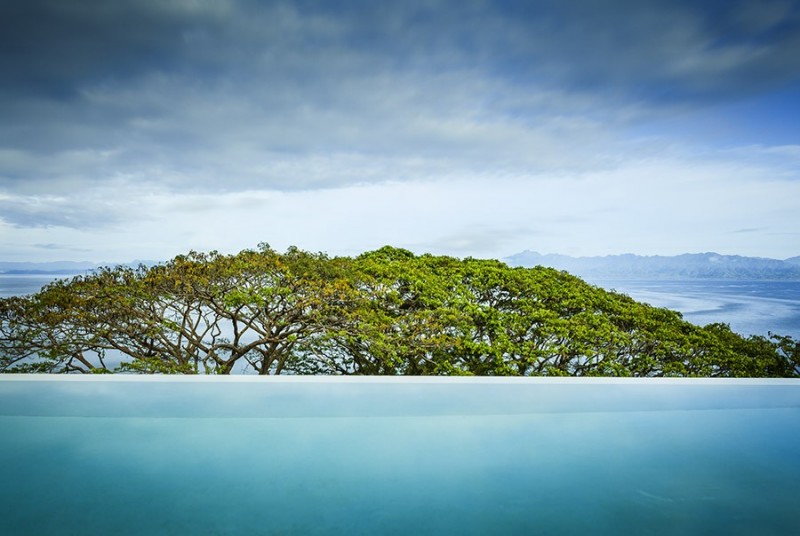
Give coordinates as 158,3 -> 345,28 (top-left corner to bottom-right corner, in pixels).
0,0 -> 225,98
490,0 -> 800,100
4,0 -> 799,106
1,0 -> 799,224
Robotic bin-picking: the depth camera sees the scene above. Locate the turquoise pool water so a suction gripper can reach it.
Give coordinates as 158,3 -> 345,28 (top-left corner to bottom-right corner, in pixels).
1,377 -> 798,535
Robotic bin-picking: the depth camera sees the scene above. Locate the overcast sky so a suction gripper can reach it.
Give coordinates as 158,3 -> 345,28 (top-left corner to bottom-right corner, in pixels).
1,0 -> 799,263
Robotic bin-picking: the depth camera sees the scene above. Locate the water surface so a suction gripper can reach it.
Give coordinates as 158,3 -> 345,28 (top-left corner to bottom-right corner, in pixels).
0,274 -> 72,298
591,279 -> 800,339
1,377 -> 798,535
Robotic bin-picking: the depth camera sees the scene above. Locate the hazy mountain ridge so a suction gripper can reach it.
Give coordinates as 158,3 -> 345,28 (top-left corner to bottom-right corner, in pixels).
0,261 -> 96,274
0,260 -> 159,275
505,251 -> 800,280
4,254 -> 800,279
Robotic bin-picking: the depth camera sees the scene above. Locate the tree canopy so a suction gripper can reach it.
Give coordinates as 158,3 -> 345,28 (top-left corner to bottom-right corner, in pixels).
1,244 -> 797,376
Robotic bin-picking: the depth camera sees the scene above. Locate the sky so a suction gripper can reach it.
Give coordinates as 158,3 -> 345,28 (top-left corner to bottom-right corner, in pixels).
1,0 -> 799,263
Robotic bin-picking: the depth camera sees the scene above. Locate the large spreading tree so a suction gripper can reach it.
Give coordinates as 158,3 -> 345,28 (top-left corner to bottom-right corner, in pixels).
1,244 -> 797,376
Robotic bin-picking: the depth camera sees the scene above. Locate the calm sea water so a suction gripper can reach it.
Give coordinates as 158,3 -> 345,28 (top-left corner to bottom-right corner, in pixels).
0,377 -> 798,535
3,275 -> 799,339
590,280 -> 800,339
0,274 -> 73,298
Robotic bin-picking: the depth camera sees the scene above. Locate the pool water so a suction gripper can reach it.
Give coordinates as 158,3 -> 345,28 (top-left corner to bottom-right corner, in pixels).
1,377 -> 798,535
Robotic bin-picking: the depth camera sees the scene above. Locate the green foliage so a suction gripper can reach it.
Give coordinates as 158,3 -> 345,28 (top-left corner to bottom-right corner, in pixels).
1,245 -> 797,377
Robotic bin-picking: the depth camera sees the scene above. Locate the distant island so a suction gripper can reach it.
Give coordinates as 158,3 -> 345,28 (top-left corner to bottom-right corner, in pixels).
0,260 -> 158,276
505,251 -> 800,280
0,261 -> 96,275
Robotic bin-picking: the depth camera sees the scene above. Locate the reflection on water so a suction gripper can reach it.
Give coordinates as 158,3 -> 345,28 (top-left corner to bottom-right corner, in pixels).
0,274 -> 72,298
591,280 -> 800,339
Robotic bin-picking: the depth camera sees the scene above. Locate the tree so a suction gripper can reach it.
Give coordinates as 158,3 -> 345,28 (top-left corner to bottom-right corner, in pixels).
2,244 -> 797,377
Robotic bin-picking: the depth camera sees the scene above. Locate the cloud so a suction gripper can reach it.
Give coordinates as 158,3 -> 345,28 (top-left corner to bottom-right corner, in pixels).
1,0 -> 799,261
0,193 -> 122,229
4,150 -> 798,262
5,1 -> 798,101
0,0 -> 232,98
32,243 -> 92,253
3,0 -> 799,192
0,68 -> 629,195
412,225 -> 538,256
426,0 -> 800,104
0,177 -> 167,229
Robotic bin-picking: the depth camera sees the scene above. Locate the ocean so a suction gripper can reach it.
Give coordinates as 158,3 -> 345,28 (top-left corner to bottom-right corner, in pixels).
589,279 -> 800,340
2,275 -> 799,339
0,274 -> 75,299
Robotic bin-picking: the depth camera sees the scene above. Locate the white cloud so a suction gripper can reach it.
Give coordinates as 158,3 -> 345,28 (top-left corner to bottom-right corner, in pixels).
2,149 -> 798,262
1,1 -> 799,262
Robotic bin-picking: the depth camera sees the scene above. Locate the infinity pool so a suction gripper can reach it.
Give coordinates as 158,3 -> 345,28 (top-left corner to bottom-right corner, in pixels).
1,376 -> 798,535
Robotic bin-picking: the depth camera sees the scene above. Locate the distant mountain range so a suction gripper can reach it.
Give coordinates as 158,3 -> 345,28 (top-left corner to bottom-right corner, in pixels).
4,254 -> 800,280
0,261 -> 96,275
505,251 -> 800,280
0,260 -> 159,275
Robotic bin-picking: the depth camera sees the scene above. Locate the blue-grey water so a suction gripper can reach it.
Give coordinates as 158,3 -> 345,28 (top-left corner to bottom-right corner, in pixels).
1,377 -> 799,535
590,279 -> 800,339
0,274 -> 72,298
